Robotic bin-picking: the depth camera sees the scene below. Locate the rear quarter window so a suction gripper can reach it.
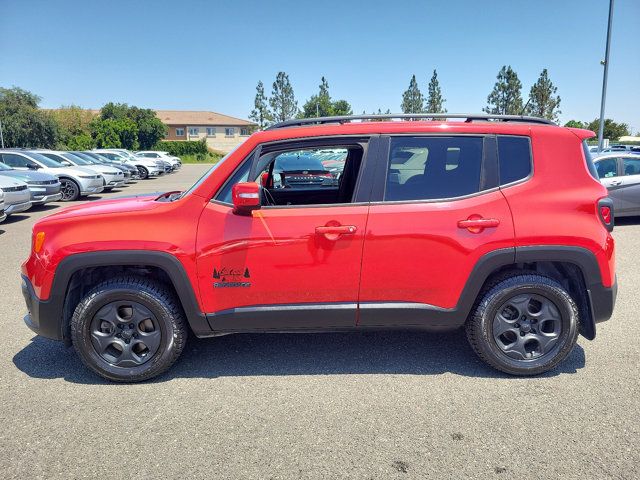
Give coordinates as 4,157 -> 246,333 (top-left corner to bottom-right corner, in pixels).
497,136 -> 532,185
582,141 -> 600,180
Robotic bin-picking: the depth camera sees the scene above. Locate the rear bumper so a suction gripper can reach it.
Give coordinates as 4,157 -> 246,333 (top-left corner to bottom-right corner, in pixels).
21,275 -> 64,341
588,275 -> 617,324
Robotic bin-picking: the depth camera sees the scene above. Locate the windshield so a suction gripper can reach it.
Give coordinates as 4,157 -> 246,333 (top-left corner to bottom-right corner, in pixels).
62,152 -> 92,165
71,152 -> 99,164
180,145 -> 240,199
0,162 -> 13,171
25,151 -> 67,168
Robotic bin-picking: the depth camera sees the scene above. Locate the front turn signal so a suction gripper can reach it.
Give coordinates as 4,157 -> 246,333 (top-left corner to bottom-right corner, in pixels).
34,231 -> 45,253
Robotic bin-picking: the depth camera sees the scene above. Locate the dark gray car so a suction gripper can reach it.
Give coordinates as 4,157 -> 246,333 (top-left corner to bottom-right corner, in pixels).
0,161 -> 62,205
594,153 -> 640,217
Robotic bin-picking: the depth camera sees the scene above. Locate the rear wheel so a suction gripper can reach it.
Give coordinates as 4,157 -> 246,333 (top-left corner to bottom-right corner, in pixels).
59,178 -> 80,201
70,276 -> 187,382
466,273 -> 579,375
137,166 -> 149,179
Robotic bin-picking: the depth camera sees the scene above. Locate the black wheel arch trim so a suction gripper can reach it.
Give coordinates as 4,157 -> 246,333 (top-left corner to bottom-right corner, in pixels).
515,245 -> 616,339
22,246 -> 614,342
22,250 -> 208,343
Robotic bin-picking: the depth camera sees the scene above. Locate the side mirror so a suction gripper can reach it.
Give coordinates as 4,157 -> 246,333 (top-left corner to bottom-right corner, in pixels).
27,163 -> 40,170
232,182 -> 262,215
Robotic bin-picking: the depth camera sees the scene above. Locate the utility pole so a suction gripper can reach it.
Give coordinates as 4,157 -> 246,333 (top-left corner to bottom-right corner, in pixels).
598,0 -> 614,152
0,119 -> 4,148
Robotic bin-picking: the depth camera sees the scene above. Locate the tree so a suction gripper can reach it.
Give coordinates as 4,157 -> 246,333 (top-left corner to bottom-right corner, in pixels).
0,87 -> 58,148
526,69 -> 561,121
98,102 -> 165,149
50,105 -> 96,149
564,120 -> 586,129
331,99 -> 353,116
401,75 -> 424,114
425,70 -> 446,113
299,76 -> 352,118
483,65 -> 523,115
249,81 -> 273,129
90,116 -> 138,149
269,72 -> 298,122
586,118 -> 630,141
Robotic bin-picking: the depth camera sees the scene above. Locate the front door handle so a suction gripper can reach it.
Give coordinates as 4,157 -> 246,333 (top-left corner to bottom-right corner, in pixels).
610,180 -> 623,186
315,225 -> 357,235
458,217 -> 500,233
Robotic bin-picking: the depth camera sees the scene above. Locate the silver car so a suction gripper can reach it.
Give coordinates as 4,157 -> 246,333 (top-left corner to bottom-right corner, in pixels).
0,190 -> 6,223
0,161 -> 62,205
0,150 -> 104,201
594,153 -> 640,217
40,151 -> 125,191
0,175 -> 32,216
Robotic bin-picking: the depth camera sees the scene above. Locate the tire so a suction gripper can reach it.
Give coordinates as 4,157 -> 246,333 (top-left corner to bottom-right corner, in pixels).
137,166 -> 149,179
59,178 -> 80,201
70,276 -> 187,382
466,273 -> 579,376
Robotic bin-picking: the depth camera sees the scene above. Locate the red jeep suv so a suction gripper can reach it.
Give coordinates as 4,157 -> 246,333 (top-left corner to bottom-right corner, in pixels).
21,114 -> 617,382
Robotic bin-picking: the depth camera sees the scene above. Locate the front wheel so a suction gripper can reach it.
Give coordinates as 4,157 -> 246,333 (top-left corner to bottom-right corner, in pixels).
59,178 -> 80,201
70,276 -> 187,382
466,273 -> 579,376
137,166 -> 149,179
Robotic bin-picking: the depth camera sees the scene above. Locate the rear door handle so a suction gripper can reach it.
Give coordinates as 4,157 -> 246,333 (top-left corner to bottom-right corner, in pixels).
315,225 -> 357,235
610,180 -> 623,186
458,217 -> 500,233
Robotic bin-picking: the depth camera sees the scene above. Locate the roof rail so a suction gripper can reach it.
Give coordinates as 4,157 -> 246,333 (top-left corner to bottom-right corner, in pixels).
266,113 -> 556,130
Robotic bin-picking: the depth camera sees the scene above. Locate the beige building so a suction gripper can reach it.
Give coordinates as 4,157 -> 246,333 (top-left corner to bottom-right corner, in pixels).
156,110 -> 257,153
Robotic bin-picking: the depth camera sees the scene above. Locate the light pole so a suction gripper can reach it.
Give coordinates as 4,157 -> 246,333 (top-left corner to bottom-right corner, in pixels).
598,0 -> 614,152
0,119 -> 4,148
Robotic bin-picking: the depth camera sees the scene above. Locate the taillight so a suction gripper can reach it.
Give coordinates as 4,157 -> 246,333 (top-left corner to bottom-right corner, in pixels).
598,197 -> 614,232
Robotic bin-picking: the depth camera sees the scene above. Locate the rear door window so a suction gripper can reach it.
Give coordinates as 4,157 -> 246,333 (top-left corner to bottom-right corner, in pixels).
384,136 -> 483,201
596,158 -> 618,178
623,157 -> 640,176
497,136 -> 532,185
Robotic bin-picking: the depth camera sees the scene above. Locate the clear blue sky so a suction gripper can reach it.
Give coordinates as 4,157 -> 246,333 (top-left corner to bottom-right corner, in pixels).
1,0 -> 638,132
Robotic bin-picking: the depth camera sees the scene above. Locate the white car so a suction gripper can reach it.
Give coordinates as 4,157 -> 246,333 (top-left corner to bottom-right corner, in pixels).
41,151 -> 125,191
0,150 -> 104,201
0,175 -> 32,216
93,149 -> 163,180
136,150 -> 182,170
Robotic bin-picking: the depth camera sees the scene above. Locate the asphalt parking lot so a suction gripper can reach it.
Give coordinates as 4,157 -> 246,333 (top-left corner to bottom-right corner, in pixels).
0,164 -> 638,479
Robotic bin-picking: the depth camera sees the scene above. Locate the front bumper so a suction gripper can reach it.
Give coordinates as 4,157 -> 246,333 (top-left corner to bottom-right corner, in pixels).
104,180 -> 126,189
31,192 -> 63,205
5,200 -> 32,215
80,184 -> 105,195
21,275 -> 65,341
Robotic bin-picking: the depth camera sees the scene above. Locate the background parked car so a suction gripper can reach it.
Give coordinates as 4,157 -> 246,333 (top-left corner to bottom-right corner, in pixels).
40,151 -> 125,191
136,151 -> 181,170
93,149 -> 163,179
594,153 -> 640,217
0,160 -> 62,206
0,149 -> 104,201
0,190 -> 5,223
0,175 -> 32,216
80,151 -> 139,181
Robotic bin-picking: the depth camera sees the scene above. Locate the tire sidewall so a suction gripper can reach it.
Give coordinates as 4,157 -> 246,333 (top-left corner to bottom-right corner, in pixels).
476,280 -> 578,374
72,286 -> 177,381
60,178 -> 80,201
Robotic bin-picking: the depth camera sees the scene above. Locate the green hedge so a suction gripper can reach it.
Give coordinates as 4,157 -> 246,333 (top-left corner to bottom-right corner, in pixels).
153,138 -> 208,156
